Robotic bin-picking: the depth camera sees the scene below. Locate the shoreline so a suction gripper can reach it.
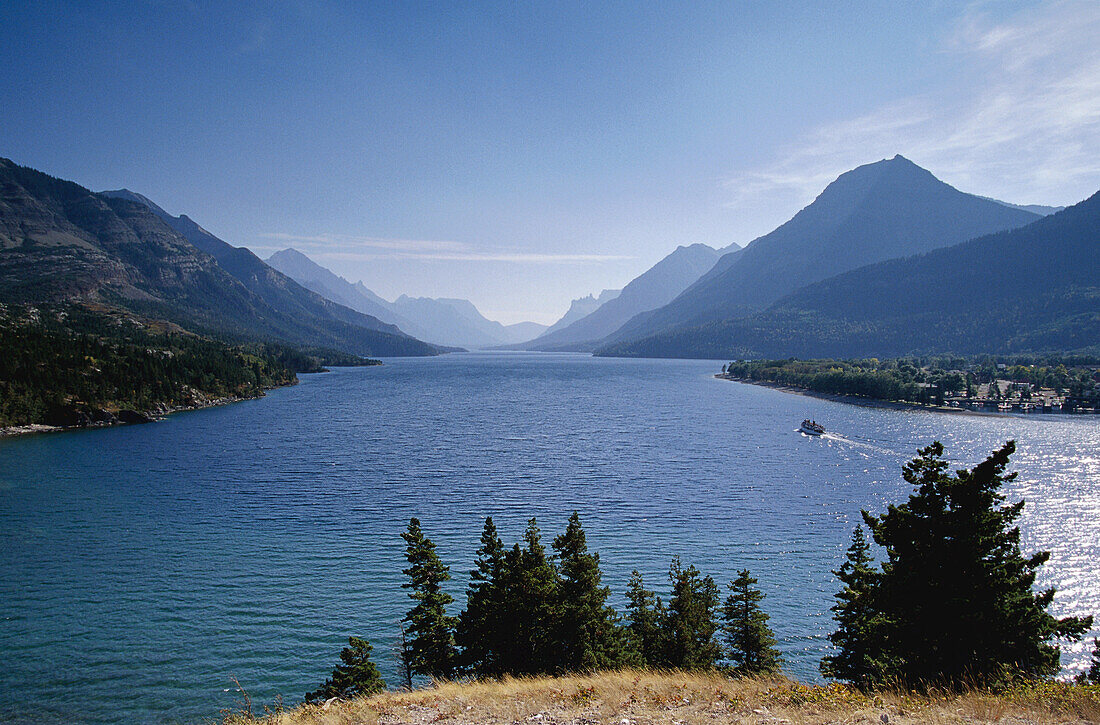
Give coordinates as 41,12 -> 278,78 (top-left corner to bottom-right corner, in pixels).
714,374 -> 1012,417
0,384 -> 290,440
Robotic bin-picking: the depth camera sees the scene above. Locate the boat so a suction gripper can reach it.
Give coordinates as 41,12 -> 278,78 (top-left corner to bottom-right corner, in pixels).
800,419 -> 825,436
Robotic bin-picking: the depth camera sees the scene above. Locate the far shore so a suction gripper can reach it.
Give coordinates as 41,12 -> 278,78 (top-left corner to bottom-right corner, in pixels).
714,373 -> 1013,417
0,387 -> 286,440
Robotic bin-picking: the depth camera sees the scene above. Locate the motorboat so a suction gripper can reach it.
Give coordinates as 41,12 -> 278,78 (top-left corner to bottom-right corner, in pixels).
800,419 -> 825,436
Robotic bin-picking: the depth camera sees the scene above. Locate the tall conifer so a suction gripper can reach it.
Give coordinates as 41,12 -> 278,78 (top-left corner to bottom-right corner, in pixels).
820,526 -> 893,686
495,518 -> 560,675
664,557 -> 721,670
552,512 -> 633,671
401,518 -> 458,679
722,569 -> 781,676
826,441 -> 1092,687
456,517 -> 506,676
625,570 -> 666,667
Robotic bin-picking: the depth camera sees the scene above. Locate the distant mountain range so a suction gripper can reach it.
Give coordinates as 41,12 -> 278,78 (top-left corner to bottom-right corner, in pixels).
540,289 -> 621,338
521,243 -> 728,351
4,154 -> 1089,364
606,156 -> 1044,347
266,248 -> 546,348
597,171 -> 1099,359
0,159 -> 445,357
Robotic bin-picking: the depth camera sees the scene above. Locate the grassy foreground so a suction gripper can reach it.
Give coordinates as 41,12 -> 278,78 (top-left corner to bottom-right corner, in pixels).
223,670 -> 1100,725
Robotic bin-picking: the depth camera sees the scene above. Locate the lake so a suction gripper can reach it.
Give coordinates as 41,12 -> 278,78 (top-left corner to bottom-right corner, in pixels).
1,352 -> 1097,724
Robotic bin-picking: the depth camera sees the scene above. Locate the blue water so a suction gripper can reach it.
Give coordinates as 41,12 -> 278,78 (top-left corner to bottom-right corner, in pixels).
1,353 -> 1097,724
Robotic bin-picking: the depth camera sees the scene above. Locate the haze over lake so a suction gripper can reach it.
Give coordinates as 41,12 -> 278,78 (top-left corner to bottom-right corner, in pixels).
1,353 -> 1097,725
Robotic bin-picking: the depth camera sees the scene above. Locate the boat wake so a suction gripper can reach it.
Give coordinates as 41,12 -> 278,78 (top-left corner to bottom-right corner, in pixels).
799,428 -> 908,457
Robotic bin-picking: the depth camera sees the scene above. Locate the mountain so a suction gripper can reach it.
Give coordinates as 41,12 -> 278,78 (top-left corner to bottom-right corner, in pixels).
522,243 -> 725,351
265,247 -> 414,329
980,197 -> 1065,216
0,159 -> 444,357
597,190 -> 1100,359
388,296 -> 511,348
501,321 -> 549,344
540,289 -> 621,337
608,156 -> 1043,345
97,190 -> 428,344
267,247 -> 546,348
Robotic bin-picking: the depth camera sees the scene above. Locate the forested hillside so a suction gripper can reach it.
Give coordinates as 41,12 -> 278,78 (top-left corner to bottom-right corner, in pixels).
607,156 -> 1041,346
0,304 -> 378,429
0,159 -> 444,357
599,189 -> 1100,359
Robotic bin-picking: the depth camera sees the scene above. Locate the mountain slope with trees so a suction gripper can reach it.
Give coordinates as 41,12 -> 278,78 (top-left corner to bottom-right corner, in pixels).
607,156 -> 1042,345
0,159 -> 443,357
598,190 -> 1100,359
98,190 -> 417,342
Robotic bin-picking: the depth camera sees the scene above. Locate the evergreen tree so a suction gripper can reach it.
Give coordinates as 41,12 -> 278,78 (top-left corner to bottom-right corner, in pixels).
663,557 -> 721,670
456,517 -> 506,676
495,518 -> 560,675
551,512 -> 634,671
820,526 -> 895,686
305,637 -> 385,703
625,570 -> 666,667
721,569 -> 781,676
397,625 -> 413,690
1079,639 -> 1100,684
830,441 -> 1092,687
401,518 -> 458,679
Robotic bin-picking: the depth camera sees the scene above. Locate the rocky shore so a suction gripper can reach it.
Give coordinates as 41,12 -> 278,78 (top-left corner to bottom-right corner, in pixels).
0,385 -> 288,439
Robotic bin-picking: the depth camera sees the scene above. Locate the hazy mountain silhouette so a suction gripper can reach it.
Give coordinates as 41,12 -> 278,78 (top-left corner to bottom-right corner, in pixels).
0,159 -> 444,356
265,247 -> 415,329
267,247 -> 546,348
522,243 -> 726,351
597,190 -> 1100,359
540,289 -> 621,337
608,156 -> 1042,345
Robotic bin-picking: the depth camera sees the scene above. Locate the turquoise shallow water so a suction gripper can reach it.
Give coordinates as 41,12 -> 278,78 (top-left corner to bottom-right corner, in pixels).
1,352 -> 1097,724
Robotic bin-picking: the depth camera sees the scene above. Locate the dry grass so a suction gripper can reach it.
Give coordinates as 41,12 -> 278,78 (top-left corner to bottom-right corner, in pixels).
223,670 -> 1100,725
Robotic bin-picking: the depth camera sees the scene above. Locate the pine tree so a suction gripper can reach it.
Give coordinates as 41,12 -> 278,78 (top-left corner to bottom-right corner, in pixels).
820,526 -> 895,686
1079,639 -> 1100,684
551,512 -> 634,671
625,570 -> 666,667
401,518 -> 458,679
495,518 -> 560,675
397,625 -> 414,690
664,557 -> 721,670
835,441 -> 1092,687
721,569 -> 781,676
456,517 -> 506,676
305,637 -> 386,703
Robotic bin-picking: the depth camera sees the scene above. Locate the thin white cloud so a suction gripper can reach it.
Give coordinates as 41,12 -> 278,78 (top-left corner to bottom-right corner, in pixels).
725,0 -> 1100,219
255,233 -> 632,264
258,232 -> 470,253
319,251 -> 634,264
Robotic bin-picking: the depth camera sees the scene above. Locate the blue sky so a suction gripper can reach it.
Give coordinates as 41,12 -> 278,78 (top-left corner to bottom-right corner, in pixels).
3,1 -> 1099,324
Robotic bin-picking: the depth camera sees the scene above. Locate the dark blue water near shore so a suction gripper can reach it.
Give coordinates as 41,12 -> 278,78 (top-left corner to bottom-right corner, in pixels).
1,353 -> 1097,724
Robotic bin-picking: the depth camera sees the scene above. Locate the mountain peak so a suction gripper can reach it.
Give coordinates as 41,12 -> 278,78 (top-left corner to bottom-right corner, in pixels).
269,247 -> 312,262
100,188 -> 172,218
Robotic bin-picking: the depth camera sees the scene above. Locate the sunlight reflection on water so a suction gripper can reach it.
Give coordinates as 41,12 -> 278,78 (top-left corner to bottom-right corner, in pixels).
1,353 -> 1097,724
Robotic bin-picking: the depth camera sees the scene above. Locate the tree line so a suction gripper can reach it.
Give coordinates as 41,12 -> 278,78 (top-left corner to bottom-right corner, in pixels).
0,304 -> 379,427
307,441 -> 1098,704
722,357 -> 1098,407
